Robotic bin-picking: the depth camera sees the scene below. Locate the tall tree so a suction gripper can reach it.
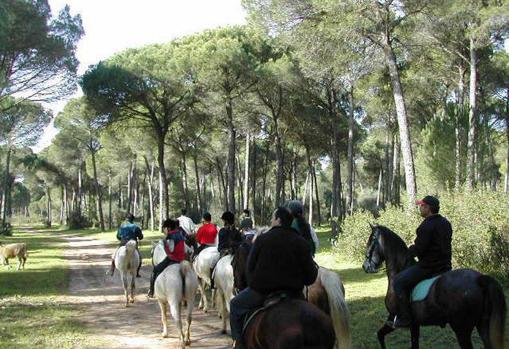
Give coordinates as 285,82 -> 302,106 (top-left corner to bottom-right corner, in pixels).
82,43 -> 196,222
0,1 -> 83,108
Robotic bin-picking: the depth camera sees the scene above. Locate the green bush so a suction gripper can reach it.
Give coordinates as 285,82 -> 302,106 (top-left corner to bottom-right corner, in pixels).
336,191 -> 509,277
0,222 -> 12,236
67,211 -> 92,229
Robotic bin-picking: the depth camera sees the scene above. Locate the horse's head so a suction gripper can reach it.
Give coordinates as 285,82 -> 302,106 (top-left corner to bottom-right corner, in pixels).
362,224 -> 385,273
232,241 -> 252,292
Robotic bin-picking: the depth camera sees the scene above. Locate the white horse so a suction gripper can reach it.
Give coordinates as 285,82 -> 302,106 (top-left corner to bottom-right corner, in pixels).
192,246 -> 220,312
152,241 -> 199,348
114,240 -> 140,307
213,254 -> 234,333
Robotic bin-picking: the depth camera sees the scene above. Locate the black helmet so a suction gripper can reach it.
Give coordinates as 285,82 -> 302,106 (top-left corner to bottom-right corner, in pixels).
220,211 -> 235,225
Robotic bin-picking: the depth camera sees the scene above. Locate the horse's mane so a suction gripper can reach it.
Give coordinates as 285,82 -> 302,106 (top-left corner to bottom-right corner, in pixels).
375,225 -> 411,271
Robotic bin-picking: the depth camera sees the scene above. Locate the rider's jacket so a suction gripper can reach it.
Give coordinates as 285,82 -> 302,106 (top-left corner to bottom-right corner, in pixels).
117,222 -> 143,243
408,214 -> 452,273
247,226 -> 318,295
196,223 -> 218,245
218,226 -> 243,254
164,229 -> 186,262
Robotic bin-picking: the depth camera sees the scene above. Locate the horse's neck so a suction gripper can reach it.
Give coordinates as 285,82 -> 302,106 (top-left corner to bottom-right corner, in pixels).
383,236 -> 410,281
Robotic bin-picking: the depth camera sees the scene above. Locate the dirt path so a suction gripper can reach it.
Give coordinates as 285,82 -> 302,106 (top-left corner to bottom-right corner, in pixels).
62,234 -> 231,349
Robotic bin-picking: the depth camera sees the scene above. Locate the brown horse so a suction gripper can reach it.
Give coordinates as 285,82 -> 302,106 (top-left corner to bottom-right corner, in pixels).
233,241 -> 350,349
243,297 -> 335,349
363,224 -> 506,349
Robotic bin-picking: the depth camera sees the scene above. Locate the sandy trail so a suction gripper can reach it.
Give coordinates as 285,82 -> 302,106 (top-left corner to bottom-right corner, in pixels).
62,234 -> 231,349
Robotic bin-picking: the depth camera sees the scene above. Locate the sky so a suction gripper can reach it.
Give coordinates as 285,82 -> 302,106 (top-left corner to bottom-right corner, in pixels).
34,0 -> 246,152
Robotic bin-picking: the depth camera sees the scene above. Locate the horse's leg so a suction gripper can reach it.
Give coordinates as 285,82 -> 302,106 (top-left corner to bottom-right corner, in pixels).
184,296 -> 193,345
451,325 -> 474,349
159,300 -> 169,338
377,316 -> 395,349
476,323 -> 493,349
410,325 -> 420,349
121,273 -> 129,307
201,278 -> 210,312
169,299 -> 184,348
130,273 -> 135,303
17,257 -> 21,271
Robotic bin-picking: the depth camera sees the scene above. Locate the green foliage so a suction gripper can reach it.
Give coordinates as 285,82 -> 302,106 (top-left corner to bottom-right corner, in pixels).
67,211 -> 92,230
337,191 -> 509,277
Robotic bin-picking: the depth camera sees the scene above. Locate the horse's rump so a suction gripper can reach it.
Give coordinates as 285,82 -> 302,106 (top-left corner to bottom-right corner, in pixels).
243,299 -> 335,349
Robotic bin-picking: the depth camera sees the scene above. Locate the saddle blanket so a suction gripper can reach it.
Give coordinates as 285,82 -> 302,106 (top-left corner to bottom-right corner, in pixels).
411,275 -> 441,302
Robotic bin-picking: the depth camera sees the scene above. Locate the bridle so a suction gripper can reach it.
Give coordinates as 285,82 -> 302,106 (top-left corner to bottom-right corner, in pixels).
365,229 -> 384,272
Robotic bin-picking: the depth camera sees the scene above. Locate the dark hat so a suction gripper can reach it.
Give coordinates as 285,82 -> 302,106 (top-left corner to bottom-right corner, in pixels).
240,217 -> 253,229
126,213 -> 135,222
416,196 -> 440,210
220,211 -> 235,224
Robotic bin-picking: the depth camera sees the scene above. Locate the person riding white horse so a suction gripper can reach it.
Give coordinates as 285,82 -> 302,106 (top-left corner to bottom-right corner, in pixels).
151,218 -> 199,348
147,218 -> 187,298
110,213 -> 143,277
114,239 -> 140,307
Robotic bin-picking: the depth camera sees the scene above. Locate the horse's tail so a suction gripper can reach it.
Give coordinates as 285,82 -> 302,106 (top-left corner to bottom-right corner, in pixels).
180,260 -> 197,298
319,268 -> 351,349
125,240 -> 137,267
478,274 -> 507,349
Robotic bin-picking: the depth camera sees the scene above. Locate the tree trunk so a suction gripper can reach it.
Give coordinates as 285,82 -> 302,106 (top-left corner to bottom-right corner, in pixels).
181,153 -> 190,211
455,65 -> 466,190
77,164 -> 83,216
46,187 -> 52,227
243,133 -> 250,210
251,139 -> 257,217
505,88 -> 509,193
1,148 -> 11,225
108,172 -> 112,229
63,185 -> 68,226
346,88 -> 355,215
91,150 -> 105,231
144,157 -> 155,231
157,135 -> 169,222
391,139 -> 401,205
312,160 -> 321,226
308,168 -> 313,226
383,40 -> 417,210
193,152 -> 202,213
216,158 -> 228,210
261,141 -> 270,222
466,36 -> 478,190
226,97 -> 236,212
274,114 -> 284,207
126,161 -> 133,213
376,168 -> 383,208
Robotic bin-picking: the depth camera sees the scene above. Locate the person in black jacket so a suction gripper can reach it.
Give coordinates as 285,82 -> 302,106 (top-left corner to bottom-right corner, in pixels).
392,195 -> 452,328
229,207 -> 318,349
217,211 -> 243,256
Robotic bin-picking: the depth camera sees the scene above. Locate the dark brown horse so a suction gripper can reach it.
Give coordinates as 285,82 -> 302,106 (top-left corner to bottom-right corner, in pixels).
363,224 -> 507,349
232,241 -> 345,349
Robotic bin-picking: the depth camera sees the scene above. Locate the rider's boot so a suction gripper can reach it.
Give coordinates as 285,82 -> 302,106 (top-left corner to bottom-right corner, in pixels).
147,273 -> 155,298
109,259 -> 115,276
136,250 -> 142,277
209,267 -> 215,289
393,292 -> 412,328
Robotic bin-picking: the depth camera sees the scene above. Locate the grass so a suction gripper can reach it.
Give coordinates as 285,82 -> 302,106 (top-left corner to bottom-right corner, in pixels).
314,225 -> 509,349
0,225 -> 95,349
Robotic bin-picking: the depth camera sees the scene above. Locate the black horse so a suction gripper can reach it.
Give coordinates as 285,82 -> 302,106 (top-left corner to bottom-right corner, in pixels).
232,240 -> 335,349
363,224 -> 506,349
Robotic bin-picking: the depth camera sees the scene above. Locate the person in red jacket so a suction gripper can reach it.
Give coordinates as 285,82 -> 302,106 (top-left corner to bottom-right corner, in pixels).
147,218 -> 186,298
194,212 -> 218,257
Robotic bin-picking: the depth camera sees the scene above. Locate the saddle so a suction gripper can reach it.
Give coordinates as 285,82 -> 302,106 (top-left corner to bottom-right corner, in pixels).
242,291 -> 303,335
410,274 -> 443,302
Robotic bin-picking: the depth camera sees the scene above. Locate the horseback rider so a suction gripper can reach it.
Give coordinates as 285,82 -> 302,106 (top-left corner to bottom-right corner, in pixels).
218,211 -> 243,257
285,200 -> 319,256
229,207 -> 318,349
147,218 -> 186,298
392,195 -> 452,328
110,213 -> 143,277
239,213 -> 256,243
177,208 -> 196,236
194,212 -> 218,257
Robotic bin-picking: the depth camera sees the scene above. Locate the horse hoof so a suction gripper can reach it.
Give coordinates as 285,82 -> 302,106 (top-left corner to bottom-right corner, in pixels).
130,298 -> 135,303
162,332 -> 168,338
221,329 -> 226,335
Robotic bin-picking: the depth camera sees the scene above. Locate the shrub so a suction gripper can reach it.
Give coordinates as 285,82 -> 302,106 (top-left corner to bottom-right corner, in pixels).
0,222 -> 13,236
336,191 -> 509,277
67,211 -> 92,229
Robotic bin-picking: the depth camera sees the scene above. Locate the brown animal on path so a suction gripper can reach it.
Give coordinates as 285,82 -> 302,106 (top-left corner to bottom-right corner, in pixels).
0,242 -> 28,270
